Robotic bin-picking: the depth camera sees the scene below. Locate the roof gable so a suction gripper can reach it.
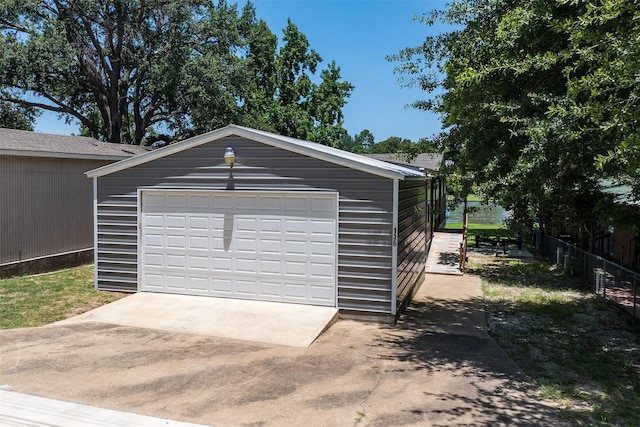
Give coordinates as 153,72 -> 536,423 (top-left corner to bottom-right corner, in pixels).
0,128 -> 149,160
86,125 -> 424,180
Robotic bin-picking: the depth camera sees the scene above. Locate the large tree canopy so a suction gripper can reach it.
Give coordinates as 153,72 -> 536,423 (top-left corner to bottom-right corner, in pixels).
0,0 -> 353,146
391,0 -> 640,241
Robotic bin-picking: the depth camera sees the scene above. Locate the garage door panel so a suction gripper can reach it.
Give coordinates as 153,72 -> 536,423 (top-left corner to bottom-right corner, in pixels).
309,285 -> 334,303
236,238 -> 257,253
283,261 -> 306,276
188,236 -> 209,250
236,280 -> 258,296
145,215 -> 164,228
310,262 -> 335,278
260,281 -> 282,298
312,197 -> 335,212
212,257 -> 232,272
144,253 -> 164,267
145,274 -> 164,289
311,241 -> 335,256
166,275 -> 186,290
260,239 -> 282,254
285,219 -> 307,234
259,259 -> 282,275
140,191 -> 337,306
166,216 -> 186,229
166,254 -> 186,268
166,235 -> 186,249
212,278 -> 233,293
189,255 -> 209,270
189,195 -> 210,209
145,234 -> 164,248
188,277 -> 209,292
260,196 -> 282,210
188,216 -> 209,230
260,218 -> 282,233
167,195 -> 187,208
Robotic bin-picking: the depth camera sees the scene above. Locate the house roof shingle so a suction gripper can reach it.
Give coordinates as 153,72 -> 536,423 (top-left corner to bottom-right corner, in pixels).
0,128 -> 149,160
364,153 -> 444,172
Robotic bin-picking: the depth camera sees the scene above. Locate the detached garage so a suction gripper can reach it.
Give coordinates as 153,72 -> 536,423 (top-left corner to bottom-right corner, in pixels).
87,125 -> 427,318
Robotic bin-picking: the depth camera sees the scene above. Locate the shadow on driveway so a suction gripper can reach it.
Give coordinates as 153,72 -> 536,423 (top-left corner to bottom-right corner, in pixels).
0,274 -> 568,426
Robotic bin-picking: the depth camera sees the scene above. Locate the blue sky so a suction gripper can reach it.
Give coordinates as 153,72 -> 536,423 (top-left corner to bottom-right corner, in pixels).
36,0 -> 446,143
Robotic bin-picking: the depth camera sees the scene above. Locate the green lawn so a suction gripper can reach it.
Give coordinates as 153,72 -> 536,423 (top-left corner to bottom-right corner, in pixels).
0,265 -> 126,329
469,254 -> 640,426
445,222 -> 513,241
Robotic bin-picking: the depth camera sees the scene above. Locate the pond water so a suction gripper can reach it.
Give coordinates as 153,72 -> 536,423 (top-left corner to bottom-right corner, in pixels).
447,201 -> 512,225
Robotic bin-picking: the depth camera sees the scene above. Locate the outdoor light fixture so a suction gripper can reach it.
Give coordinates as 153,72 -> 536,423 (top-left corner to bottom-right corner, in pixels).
223,147 -> 235,166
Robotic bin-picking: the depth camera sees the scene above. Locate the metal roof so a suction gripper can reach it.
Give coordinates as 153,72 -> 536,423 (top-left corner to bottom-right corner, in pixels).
0,128 -> 149,160
600,179 -> 639,206
364,153 -> 444,172
86,125 -> 425,180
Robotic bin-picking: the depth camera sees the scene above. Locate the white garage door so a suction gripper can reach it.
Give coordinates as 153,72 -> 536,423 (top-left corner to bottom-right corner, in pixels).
139,190 -> 337,306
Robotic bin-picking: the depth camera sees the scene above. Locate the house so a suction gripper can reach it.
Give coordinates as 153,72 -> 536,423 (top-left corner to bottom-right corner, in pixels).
365,152 -> 448,247
0,128 -> 148,277
87,125 -> 437,319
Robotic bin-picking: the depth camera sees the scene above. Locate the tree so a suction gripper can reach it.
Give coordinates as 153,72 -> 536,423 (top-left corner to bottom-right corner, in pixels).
0,0 -> 252,145
391,0 -> 638,247
551,0 -> 640,198
0,98 -> 38,130
257,20 -> 353,146
0,1 -> 353,146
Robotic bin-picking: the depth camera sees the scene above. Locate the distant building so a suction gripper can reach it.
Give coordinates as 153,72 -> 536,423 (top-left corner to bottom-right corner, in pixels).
0,128 -> 148,277
364,153 -> 447,233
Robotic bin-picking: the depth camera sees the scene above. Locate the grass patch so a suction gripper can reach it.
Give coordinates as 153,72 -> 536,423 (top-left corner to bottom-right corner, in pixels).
469,253 -> 640,426
446,222 -> 513,241
448,194 -> 484,202
0,265 -> 126,329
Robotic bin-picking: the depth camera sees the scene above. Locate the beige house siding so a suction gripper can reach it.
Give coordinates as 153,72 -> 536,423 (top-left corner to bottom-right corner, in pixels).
0,155 -> 110,265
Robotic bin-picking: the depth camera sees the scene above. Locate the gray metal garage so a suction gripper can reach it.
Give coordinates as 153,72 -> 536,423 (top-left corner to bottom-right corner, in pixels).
87,125 -> 428,318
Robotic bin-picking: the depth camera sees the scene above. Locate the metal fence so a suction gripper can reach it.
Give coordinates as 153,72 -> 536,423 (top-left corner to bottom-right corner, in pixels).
531,230 -> 640,318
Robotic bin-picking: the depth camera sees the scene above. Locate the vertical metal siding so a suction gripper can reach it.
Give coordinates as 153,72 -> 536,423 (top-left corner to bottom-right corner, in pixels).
0,156 -> 111,265
95,136 -> 396,313
396,178 -> 427,309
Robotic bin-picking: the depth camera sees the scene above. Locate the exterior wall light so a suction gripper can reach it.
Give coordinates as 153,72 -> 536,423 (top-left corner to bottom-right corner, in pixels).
224,147 -> 235,166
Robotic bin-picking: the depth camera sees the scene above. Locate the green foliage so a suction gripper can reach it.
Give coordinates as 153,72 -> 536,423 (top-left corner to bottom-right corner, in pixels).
0,99 -> 38,130
391,0 -> 640,245
0,0 -> 353,146
595,197 -> 640,233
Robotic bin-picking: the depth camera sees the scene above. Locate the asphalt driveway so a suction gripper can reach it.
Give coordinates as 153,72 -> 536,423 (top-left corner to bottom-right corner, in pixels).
0,275 -> 568,426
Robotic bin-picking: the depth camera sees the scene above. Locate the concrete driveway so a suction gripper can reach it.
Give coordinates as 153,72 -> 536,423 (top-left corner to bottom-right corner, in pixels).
0,275 -> 568,426
54,292 -> 339,348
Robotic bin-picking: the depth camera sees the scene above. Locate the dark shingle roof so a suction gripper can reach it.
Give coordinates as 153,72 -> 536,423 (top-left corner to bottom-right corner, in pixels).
364,153 -> 444,172
0,128 -> 149,160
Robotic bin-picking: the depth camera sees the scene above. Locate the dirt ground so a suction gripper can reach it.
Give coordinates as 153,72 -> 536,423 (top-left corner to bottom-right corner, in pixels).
0,275 -> 568,426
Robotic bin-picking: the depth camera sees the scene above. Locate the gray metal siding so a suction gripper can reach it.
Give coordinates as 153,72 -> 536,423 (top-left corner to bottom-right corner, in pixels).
396,178 -> 427,308
1,155 -> 110,265
96,136 -> 396,313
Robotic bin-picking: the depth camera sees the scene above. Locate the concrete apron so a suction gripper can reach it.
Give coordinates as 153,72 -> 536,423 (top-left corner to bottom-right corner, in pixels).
55,292 -> 339,348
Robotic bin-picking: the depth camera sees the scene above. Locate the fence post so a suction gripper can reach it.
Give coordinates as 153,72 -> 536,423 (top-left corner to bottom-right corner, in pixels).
556,247 -> 563,266
602,258 -> 607,299
634,275 -> 637,318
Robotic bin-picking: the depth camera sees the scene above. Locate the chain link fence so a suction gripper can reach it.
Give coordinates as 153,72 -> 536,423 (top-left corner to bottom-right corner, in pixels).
531,230 -> 640,318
